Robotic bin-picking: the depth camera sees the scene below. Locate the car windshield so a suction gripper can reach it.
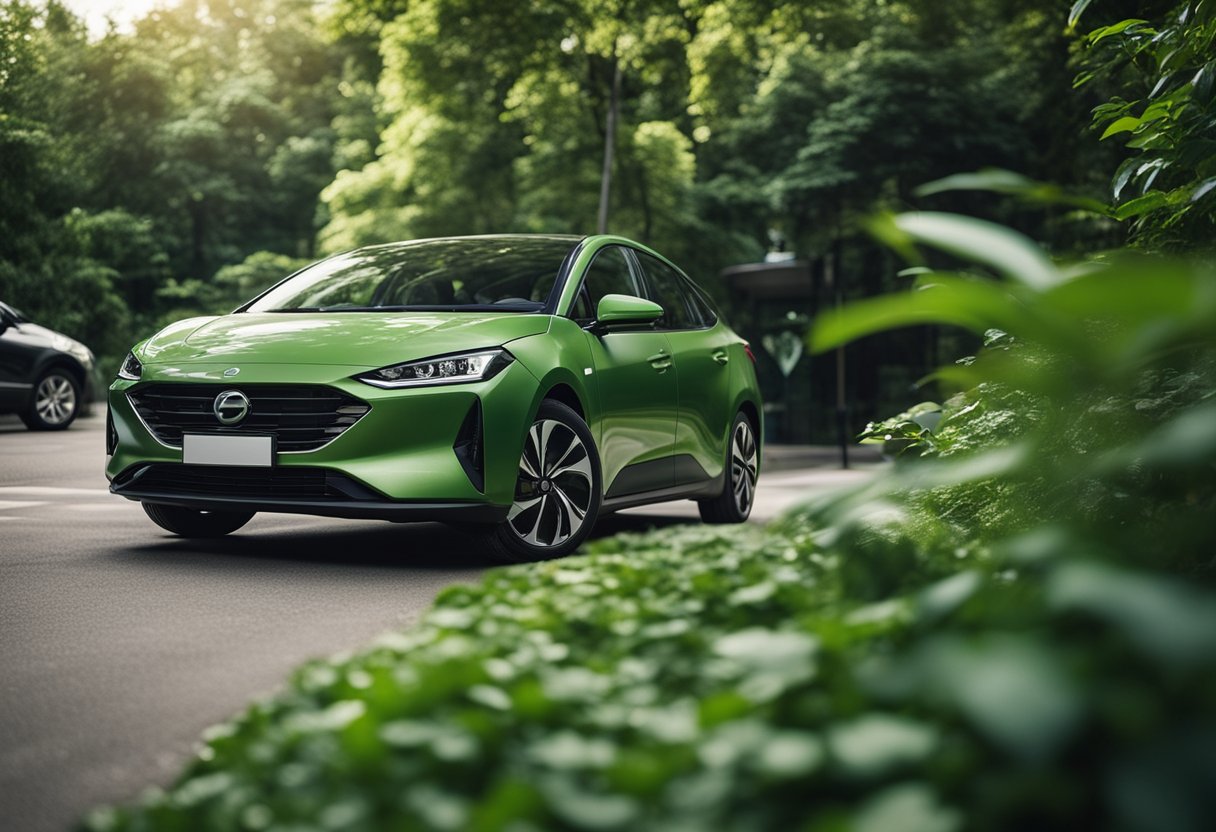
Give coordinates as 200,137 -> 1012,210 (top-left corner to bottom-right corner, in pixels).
244,237 -> 579,314
1,301 -> 29,322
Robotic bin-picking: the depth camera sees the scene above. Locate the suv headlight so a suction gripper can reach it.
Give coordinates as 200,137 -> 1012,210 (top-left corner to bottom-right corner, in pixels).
356,348 -> 513,389
117,351 -> 142,380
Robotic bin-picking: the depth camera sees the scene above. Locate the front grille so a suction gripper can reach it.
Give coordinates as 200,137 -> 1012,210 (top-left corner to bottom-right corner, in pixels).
118,464 -> 380,501
127,384 -> 369,452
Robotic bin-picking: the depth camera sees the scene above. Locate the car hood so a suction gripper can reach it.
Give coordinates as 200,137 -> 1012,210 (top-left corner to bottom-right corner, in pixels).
11,322 -> 93,363
139,312 -> 552,368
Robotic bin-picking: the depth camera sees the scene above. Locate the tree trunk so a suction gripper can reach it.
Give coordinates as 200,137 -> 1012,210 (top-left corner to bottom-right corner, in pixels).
597,52 -> 621,235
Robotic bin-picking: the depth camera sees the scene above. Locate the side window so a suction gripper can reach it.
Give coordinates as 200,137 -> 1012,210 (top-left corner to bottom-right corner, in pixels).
681,275 -> 718,326
570,246 -> 639,325
634,251 -> 696,330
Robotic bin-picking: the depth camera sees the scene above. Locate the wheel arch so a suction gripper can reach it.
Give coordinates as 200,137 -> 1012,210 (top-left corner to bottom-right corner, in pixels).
732,393 -> 763,470
34,353 -> 87,388
541,381 -> 585,419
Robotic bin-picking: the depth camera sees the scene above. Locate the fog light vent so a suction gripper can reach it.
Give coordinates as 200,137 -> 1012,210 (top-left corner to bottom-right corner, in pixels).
453,399 -> 484,493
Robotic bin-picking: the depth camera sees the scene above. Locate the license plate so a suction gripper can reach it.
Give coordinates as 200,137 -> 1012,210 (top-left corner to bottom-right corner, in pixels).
182,434 -> 274,467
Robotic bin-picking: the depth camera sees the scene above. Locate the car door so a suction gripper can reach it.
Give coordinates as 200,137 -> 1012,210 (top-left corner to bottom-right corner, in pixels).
0,304 -> 36,410
571,245 -> 678,497
629,250 -> 735,484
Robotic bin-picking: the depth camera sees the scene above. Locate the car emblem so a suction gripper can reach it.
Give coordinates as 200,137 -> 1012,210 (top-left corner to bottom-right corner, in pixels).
223,367 -> 240,377
213,390 -> 251,425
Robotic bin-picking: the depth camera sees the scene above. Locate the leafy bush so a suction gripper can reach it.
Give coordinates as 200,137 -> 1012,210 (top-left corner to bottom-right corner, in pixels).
1073,0 -> 1216,250
87,211 -> 1216,831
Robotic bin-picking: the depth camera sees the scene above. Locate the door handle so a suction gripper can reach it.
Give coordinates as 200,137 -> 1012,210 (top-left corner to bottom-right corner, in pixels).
712,350 -> 729,365
647,351 -> 673,372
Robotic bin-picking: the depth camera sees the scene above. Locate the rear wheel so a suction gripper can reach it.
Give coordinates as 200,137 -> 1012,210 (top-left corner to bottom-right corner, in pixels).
483,400 -> 602,562
698,412 -> 758,524
22,369 -> 80,431
142,502 -> 255,538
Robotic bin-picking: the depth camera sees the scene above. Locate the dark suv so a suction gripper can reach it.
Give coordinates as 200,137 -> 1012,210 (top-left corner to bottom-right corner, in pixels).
0,301 -> 97,430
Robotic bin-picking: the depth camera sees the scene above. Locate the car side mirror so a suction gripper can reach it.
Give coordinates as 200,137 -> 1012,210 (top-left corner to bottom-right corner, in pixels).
593,294 -> 663,331
0,315 -> 10,335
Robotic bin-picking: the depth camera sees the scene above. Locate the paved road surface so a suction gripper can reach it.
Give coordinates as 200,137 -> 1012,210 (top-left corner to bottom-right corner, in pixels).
0,413 -> 875,831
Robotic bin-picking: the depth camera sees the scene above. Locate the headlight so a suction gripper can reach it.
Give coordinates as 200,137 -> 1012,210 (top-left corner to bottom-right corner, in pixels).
117,351 -> 142,380
356,348 -> 512,389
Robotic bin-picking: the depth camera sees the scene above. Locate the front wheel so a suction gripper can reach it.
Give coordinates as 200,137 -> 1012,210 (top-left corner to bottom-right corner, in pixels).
482,400 -> 602,563
22,369 -> 80,431
142,502 -> 255,538
698,412 -> 758,524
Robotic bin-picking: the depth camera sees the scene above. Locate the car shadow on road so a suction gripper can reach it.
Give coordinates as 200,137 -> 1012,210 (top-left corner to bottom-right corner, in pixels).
114,512 -> 694,572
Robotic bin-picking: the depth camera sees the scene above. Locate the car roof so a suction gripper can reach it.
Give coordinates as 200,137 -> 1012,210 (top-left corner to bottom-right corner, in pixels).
354,233 -> 586,254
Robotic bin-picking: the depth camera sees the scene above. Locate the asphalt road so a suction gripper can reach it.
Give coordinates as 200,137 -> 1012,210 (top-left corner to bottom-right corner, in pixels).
0,413 -> 875,831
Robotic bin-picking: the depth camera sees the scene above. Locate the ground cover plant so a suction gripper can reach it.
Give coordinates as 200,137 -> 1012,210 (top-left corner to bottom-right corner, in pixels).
85,212 -> 1216,831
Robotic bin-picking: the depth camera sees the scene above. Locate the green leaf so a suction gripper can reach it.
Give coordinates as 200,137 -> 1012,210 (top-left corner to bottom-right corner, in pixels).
1101,116 -> 1142,139
1112,157 -> 1139,200
541,779 -> 639,830
1088,19 -> 1150,43
1192,177 -> 1216,202
713,628 -> 818,670
828,714 -> 939,777
853,784 -> 962,832
1115,190 -> 1169,219
1194,62 -> 1214,102
913,635 -> 1083,761
1049,561 -> 1216,667
755,731 -> 825,778
528,731 -> 617,769
809,275 -> 1033,354
891,213 -> 1059,290
1068,0 -> 1096,28
916,168 -> 1109,213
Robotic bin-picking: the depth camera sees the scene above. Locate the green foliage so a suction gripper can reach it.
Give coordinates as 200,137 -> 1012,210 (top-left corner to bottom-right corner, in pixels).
0,0 -> 368,364
857,400 -> 943,458
1074,0 -> 1216,250
813,210 -> 1216,557
155,251 -> 310,326
84,508 -> 1216,831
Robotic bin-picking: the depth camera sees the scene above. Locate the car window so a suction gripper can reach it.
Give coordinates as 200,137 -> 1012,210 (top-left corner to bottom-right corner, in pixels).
243,237 -> 576,314
633,251 -> 697,330
680,275 -> 718,326
570,246 -> 641,325
0,302 -> 28,323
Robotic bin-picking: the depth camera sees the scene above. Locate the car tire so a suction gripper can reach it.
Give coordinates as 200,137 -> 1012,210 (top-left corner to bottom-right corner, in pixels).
142,502 -> 255,537
483,399 -> 602,563
22,369 -> 81,431
698,411 -> 759,524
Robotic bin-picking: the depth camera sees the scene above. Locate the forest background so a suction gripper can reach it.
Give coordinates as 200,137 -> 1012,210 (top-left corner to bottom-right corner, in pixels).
4,0 -> 1180,439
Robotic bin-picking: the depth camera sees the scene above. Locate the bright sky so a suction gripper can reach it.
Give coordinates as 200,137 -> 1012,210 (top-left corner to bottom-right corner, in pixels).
61,0 -> 165,37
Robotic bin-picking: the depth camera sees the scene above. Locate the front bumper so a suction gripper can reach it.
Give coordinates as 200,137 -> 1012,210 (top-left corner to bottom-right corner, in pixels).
109,462 -> 508,523
106,358 -> 541,517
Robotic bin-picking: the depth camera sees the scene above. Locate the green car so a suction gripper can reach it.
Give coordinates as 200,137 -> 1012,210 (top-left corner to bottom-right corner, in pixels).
107,235 -> 762,561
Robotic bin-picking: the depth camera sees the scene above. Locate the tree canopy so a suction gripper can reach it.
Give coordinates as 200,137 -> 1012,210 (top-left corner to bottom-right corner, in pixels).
1,0 -> 1210,434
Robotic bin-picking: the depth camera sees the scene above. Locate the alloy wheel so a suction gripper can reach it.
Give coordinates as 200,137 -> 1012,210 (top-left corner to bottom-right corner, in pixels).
732,420 -> 758,515
35,374 -> 76,426
508,418 -> 594,547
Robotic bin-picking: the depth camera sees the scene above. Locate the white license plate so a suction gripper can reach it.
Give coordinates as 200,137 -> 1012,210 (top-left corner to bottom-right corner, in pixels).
182,434 -> 274,467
